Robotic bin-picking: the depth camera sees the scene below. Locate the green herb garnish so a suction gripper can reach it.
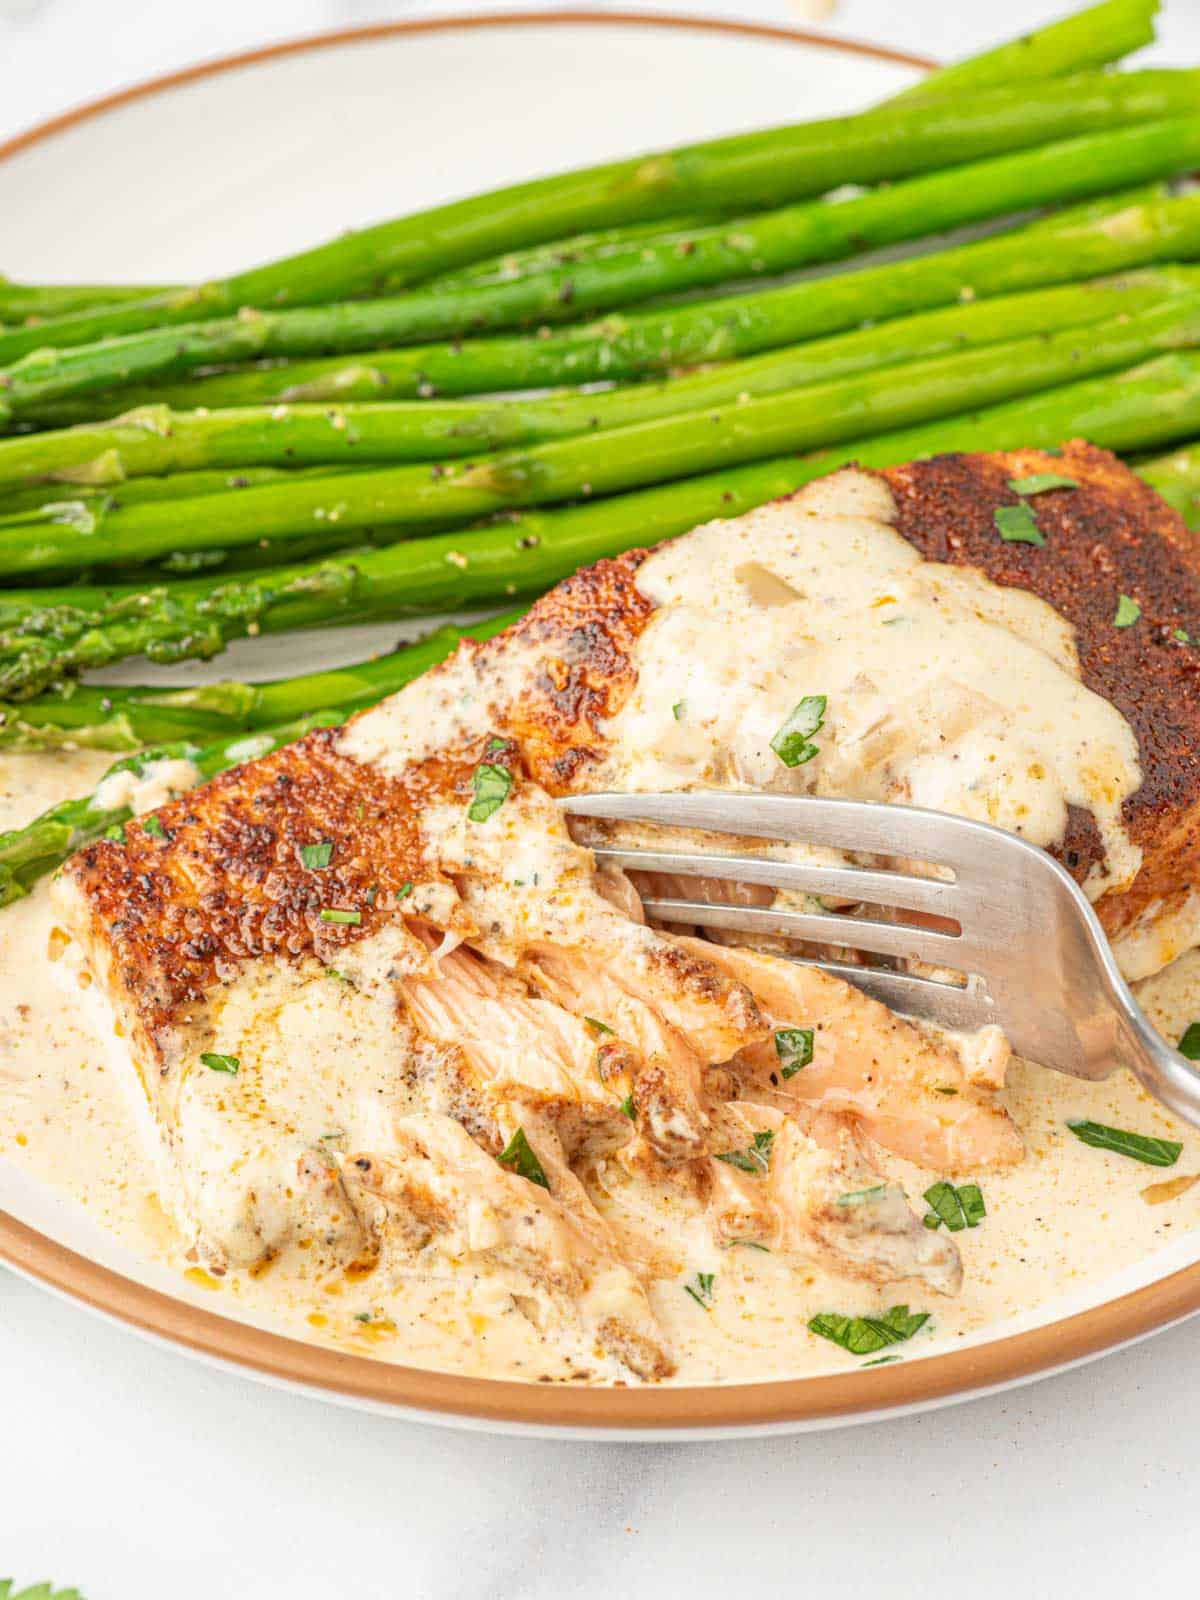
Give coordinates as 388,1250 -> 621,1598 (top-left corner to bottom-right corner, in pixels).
469,762 -> 512,822
1066,1119 -> 1181,1167
1007,474 -> 1078,495
396,881 -> 413,901
671,700 -> 684,721
142,815 -> 167,840
715,1128 -> 775,1175
770,695 -> 826,768
775,1027 -> 814,1078
585,1016 -> 614,1037
994,503 -> 1045,546
922,1179 -> 986,1231
1114,594 -> 1141,628
497,1126 -> 550,1189
727,1239 -> 771,1252
200,1051 -> 239,1075
1178,1022 -> 1200,1060
320,908 -> 361,925
808,1304 -> 929,1357
619,1094 -> 637,1122
684,1271 -> 715,1310
104,823 -> 126,842
836,1184 -> 888,1207
299,840 -> 333,870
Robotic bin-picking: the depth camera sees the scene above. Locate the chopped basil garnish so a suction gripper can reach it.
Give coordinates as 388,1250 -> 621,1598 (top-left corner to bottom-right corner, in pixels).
1175,628 -> 1192,644
836,1184 -> 888,1207
105,823 -> 126,843
585,1016 -> 614,1037
497,1126 -> 550,1189
684,1271 -> 715,1310
299,840 -> 333,870
469,762 -> 512,822
715,1128 -> 775,1175
142,816 -> 167,840
775,1027 -> 814,1078
1007,474 -> 1078,495
671,700 -> 684,721
619,1094 -> 637,1122
1114,594 -> 1141,628
200,1051 -> 239,1075
808,1304 -> 929,1357
396,881 -> 414,901
994,503 -> 1045,546
1178,1022 -> 1200,1060
770,695 -> 826,768
922,1180 -> 986,1231
1067,1119 -> 1181,1167
486,735 -> 507,751
727,1239 -> 771,1252
862,1354 -> 902,1367
320,908 -> 361,925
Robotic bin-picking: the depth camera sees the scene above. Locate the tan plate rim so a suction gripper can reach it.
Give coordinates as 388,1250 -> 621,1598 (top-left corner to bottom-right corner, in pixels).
6,10 -> 1198,1433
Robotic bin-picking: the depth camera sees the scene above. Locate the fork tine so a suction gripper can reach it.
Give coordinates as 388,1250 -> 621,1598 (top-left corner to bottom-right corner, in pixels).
804,959 -> 998,1031
588,845 -> 957,917
563,791 -> 983,872
638,897 -> 978,967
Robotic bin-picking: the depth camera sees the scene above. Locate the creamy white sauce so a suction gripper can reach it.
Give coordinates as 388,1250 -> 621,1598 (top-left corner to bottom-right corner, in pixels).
3,748 -> 1199,1386
596,472 -> 1144,899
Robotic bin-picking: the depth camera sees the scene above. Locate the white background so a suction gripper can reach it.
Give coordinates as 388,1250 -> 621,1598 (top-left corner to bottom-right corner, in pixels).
5,3 -> 1200,1596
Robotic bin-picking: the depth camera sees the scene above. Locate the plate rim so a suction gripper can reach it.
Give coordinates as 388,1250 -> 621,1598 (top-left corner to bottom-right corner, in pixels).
7,7 -> 1198,1433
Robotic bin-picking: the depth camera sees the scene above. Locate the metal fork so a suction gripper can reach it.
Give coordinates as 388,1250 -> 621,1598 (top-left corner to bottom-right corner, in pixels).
561,790 -> 1200,1130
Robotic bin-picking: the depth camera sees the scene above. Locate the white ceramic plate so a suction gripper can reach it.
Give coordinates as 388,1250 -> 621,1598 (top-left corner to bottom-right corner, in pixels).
6,11 -> 1200,1438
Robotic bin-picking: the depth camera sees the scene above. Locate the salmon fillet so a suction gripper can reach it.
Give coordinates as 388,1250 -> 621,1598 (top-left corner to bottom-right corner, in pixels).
56,441 -> 1190,1380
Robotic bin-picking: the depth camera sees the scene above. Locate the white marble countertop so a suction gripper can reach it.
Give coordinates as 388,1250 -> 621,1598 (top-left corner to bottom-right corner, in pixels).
5,3 -> 1200,1596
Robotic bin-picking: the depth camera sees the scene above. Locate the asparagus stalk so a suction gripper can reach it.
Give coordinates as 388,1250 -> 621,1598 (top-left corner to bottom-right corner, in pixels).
0,279 -> 176,325
11,183 -> 1196,426
5,269 -> 1198,497
3,347 -> 1200,697
7,291 -> 1200,578
0,611 -> 518,751
891,0 -> 1158,104
1137,444 -> 1200,528
8,65 -> 1200,369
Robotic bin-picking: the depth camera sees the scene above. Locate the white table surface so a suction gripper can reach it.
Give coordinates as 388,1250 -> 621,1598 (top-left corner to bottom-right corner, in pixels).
5,3 -> 1200,1595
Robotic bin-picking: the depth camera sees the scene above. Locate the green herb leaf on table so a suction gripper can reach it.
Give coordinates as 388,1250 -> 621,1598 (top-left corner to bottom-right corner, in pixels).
994,503 -> 1045,546
469,762 -> 512,822
770,695 -> 826,768
497,1126 -> 550,1189
775,1027 -> 814,1078
200,1051 -> 240,1075
808,1304 -> 930,1357
1066,1119 -> 1181,1167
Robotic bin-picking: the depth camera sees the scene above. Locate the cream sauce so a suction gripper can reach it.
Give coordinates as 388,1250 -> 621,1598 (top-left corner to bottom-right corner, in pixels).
3,748 -> 1199,1387
596,472 -> 1144,899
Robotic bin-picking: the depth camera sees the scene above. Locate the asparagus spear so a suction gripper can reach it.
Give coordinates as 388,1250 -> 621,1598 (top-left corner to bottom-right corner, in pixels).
3,347 -> 1200,697
7,291 -> 1200,578
9,65 -> 1200,368
891,0 -> 1158,104
6,270 -> 1199,498
1137,444 -> 1200,528
9,182 -> 1195,427
0,611 -> 518,751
